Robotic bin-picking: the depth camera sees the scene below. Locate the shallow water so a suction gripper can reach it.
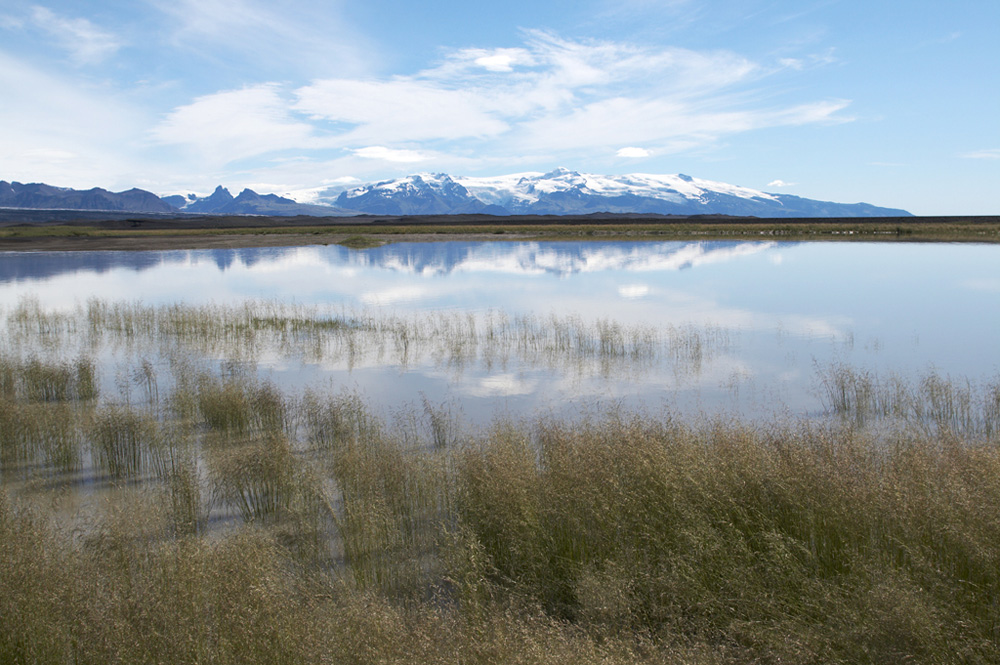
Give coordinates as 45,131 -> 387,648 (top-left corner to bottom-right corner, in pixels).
2,239 -> 998,424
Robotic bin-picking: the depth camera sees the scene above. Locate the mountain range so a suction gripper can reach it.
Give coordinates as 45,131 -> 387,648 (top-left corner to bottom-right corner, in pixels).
161,186 -> 354,216
0,180 -> 175,213
329,169 -> 911,217
1,169 -> 912,218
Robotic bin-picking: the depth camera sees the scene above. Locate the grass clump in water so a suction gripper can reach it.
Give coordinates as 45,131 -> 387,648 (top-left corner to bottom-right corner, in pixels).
197,374 -> 288,437
89,403 -> 159,480
817,362 -> 1000,438
209,432 -> 295,524
336,234 -> 386,249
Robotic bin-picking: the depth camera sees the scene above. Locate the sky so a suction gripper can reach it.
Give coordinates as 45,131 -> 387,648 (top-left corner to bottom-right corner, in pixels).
1,0 -> 997,215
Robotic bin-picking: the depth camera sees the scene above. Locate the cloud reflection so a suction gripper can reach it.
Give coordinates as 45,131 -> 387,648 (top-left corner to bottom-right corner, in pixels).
2,238 -> 996,423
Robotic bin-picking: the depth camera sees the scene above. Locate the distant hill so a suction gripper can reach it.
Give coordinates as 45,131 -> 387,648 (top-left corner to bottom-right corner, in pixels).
0,181 -> 354,217
166,186 -> 356,216
0,181 -> 174,213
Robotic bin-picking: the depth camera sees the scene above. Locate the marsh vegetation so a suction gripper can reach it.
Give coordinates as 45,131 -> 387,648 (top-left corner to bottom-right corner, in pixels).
2,298 -> 1000,664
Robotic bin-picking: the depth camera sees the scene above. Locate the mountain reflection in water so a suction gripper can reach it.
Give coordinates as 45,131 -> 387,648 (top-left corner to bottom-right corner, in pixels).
1,240 -> 997,424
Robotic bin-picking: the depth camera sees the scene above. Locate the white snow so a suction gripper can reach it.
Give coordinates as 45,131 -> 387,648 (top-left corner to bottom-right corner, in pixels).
340,168 -> 779,207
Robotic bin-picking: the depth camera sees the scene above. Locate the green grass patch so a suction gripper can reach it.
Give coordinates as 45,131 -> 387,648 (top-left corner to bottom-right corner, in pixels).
335,234 -> 388,249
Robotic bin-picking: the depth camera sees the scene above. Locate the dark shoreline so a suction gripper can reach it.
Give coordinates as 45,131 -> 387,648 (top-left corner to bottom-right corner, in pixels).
1,210 -> 998,251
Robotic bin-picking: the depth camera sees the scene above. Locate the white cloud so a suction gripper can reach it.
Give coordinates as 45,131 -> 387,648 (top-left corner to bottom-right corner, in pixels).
123,30 -> 854,185
767,179 -> 796,187
285,30 -> 828,161
29,6 -> 121,65
0,49 -> 145,188
151,0 -> 371,77
618,284 -> 650,299
961,149 -> 1000,160
617,147 -> 652,158
293,79 -> 509,143
353,146 -> 429,163
467,48 -> 534,72
0,14 -> 24,29
475,54 -> 516,71
11,20 -> 850,191
149,84 -> 317,164
514,96 -> 831,154
768,100 -> 853,126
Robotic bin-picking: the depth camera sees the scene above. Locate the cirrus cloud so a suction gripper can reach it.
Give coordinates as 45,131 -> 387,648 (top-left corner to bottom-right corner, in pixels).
148,30 -> 853,175
961,149 -> 1000,160
28,5 -> 121,65
149,84 -> 317,164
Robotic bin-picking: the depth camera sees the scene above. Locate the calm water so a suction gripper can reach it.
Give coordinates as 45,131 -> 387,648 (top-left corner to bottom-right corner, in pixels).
2,240 -> 999,424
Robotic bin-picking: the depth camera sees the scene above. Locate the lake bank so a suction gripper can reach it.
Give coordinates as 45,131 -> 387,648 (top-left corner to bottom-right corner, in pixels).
1,214 -> 999,251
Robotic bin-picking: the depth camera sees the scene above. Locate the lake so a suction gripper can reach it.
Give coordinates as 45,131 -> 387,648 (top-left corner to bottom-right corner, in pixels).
3,239 -> 998,427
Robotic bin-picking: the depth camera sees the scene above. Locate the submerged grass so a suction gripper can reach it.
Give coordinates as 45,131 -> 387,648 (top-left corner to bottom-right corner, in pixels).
817,361 -> 1000,438
7,298 -> 732,383
2,300 -> 1000,663
3,399 -> 1000,663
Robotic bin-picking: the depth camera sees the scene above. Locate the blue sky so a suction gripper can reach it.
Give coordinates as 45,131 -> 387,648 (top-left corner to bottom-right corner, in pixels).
1,0 -> 997,214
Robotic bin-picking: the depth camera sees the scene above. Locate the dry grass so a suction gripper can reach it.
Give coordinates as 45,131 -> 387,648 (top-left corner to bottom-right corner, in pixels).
817,362 -> 1000,438
3,403 -> 1000,663
2,300 -> 1000,663
6,298 -> 731,385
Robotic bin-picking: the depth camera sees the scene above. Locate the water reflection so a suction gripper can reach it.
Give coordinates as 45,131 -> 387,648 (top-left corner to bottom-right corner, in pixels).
0,240 -> 778,284
1,240 -> 999,423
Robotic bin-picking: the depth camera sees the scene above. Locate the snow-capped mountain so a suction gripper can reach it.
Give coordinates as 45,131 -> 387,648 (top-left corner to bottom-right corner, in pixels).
1,169 -> 912,218
163,186 -> 354,216
333,168 -> 911,217
333,173 -> 507,215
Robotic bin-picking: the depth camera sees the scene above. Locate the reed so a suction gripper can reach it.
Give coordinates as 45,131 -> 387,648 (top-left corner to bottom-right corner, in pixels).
8,297 -> 733,385
88,403 -> 158,479
197,374 -> 288,437
2,401 -> 1000,662
817,362 -> 1000,438
3,296 -> 1000,663
208,432 -> 295,524
0,398 -> 30,478
328,423 -> 443,595
422,394 -> 461,450
302,388 -> 380,452
0,353 -> 98,403
34,402 -> 81,475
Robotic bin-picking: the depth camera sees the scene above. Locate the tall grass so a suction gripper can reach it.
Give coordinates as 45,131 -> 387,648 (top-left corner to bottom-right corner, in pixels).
817,362 -> 1000,437
208,433 -> 295,523
8,298 -> 732,385
3,298 -> 1000,663
0,353 -> 98,403
0,355 -> 94,478
88,403 -> 158,479
4,404 -> 1000,663
196,374 -> 288,437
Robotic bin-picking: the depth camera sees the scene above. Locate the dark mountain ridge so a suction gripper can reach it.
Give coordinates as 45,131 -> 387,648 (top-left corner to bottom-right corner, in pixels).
0,181 -> 174,213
